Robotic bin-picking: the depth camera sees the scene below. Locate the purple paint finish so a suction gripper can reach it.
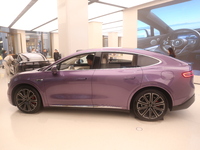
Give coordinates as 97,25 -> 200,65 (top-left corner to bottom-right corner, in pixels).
7,48 -> 195,121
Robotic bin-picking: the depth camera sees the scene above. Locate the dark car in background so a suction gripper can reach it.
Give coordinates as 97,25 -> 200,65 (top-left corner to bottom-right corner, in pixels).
13,53 -> 50,74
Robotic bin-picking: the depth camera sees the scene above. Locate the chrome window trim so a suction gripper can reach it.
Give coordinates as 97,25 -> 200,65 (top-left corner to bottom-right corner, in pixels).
44,50 -> 162,72
49,105 -> 123,109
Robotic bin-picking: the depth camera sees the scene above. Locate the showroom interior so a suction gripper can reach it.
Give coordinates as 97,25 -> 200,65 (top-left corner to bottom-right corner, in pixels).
0,0 -> 200,150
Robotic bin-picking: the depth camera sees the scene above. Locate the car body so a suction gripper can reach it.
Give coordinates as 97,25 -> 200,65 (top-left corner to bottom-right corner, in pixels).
13,53 -> 50,74
7,48 -> 195,121
137,0 -> 200,71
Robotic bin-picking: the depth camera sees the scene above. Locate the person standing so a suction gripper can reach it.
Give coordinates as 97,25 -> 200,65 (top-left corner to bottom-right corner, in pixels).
53,49 -> 60,61
2,50 -> 7,59
31,48 -> 37,53
42,49 -> 48,58
168,47 -> 176,58
3,54 -> 15,76
2,50 -> 8,69
0,54 -> 2,68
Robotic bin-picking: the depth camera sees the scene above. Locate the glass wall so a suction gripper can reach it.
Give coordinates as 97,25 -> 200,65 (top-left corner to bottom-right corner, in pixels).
25,31 -> 51,58
42,32 -> 51,58
0,27 -> 10,55
26,31 -> 42,53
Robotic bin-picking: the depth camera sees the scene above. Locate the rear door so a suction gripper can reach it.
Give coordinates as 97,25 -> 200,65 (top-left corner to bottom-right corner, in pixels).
91,52 -> 143,109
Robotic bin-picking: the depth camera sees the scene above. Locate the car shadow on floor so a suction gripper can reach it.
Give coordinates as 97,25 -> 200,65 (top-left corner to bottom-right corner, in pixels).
42,106 -> 132,118
11,106 -> 194,123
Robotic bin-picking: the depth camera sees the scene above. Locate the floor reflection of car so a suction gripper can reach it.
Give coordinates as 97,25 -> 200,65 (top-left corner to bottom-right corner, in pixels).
14,53 -> 50,74
137,0 -> 200,70
7,48 -> 195,121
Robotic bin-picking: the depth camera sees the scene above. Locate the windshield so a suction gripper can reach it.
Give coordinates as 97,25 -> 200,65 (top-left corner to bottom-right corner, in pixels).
38,66 -> 48,71
152,0 -> 200,30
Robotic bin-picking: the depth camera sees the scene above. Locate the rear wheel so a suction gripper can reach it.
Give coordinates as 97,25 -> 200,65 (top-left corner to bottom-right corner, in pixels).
132,89 -> 168,121
14,86 -> 42,113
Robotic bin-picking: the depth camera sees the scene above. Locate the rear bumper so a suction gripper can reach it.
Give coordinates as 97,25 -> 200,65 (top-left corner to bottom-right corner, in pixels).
172,94 -> 195,111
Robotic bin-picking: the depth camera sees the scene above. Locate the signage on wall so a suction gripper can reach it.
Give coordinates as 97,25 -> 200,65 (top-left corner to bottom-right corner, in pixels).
137,0 -> 200,75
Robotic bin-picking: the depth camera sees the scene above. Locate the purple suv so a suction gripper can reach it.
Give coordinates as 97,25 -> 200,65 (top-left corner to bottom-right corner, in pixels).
7,48 -> 195,121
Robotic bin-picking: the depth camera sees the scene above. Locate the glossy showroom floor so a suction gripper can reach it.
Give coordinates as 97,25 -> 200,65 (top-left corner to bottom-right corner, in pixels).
0,68 -> 200,150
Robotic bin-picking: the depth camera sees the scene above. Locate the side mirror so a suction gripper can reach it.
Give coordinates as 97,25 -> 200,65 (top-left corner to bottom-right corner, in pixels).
51,66 -> 58,75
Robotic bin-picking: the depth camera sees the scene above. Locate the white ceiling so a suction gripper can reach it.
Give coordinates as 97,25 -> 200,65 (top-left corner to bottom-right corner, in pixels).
0,0 -> 157,33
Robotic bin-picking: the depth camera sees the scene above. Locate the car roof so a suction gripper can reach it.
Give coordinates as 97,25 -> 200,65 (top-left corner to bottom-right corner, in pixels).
18,53 -> 47,62
73,47 -> 188,65
75,47 -> 165,58
45,47 -> 188,71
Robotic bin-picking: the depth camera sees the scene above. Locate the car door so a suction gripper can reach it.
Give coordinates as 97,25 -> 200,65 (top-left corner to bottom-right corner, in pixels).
43,53 -> 95,106
91,52 -> 143,109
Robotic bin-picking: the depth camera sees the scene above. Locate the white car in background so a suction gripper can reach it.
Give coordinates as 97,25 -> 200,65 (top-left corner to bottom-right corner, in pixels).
13,53 -> 50,74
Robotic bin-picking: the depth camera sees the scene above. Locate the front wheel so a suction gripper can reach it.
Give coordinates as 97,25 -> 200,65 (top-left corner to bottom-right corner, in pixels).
132,89 -> 168,121
14,86 -> 42,113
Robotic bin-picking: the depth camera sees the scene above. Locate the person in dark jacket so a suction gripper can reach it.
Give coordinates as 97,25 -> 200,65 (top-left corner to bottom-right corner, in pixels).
86,54 -> 94,66
42,49 -> 48,58
168,47 -> 176,58
2,50 -> 7,59
2,50 -> 8,69
54,49 -> 60,61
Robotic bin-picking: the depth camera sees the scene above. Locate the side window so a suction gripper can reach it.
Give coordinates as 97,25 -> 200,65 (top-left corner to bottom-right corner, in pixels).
101,52 -> 138,69
59,53 -> 95,71
137,20 -> 150,38
17,55 -> 22,62
137,54 -> 160,67
137,29 -> 148,38
137,20 -> 160,38
154,28 -> 160,36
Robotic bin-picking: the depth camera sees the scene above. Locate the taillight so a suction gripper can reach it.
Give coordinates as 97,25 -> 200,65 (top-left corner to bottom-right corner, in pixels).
182,71 -> 194,78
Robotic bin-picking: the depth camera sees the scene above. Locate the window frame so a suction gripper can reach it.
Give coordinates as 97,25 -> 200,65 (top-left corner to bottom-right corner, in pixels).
100,52 -> 138,69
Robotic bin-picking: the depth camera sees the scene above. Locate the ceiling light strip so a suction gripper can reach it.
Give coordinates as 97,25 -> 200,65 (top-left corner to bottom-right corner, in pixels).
31,18 -> 58,31
97,1 -> 127,9
103,20 -> 123,25
50,29 -> 58,32
89,10 -> 122,21
88,1 -> 95,5
9,0 -> 38,28
103,26 -> 122,30
88,0 -> 100,4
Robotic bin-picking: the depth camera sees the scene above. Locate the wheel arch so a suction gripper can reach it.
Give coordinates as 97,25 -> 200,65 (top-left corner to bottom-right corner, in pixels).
11,84 -> 44,107
130,86 -> 173,111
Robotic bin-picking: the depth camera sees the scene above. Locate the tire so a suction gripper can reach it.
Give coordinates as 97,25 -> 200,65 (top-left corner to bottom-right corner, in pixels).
132,89 -> 168,121
14,86 -> 42,113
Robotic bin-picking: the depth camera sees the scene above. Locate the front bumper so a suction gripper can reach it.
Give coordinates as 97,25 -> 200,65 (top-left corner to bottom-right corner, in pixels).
172,94 -> 195,111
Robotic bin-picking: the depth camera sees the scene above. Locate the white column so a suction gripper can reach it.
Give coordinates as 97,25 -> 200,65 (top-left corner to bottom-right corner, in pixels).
88,22 -> 102,48
57,0 -> 88,57
11,29 -> 26,53
122,8 -> 138,48
108,32 -> 118,47
50,32 -> 59,55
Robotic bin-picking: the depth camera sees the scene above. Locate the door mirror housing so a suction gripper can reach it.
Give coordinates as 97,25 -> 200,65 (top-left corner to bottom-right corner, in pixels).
51,66 -> 58,75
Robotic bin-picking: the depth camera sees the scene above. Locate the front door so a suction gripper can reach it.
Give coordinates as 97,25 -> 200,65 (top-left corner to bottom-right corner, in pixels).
43,53 -> 95,106
43,69 -> 94,106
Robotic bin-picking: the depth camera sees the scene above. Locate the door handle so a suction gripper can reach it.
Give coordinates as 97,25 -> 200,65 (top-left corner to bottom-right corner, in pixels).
76,78 -> 87,81
36,79 -> 43,82
124,77 -> 135,80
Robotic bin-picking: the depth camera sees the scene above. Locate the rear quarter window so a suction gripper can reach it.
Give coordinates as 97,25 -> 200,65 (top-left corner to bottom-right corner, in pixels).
137,55 -> 160,67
